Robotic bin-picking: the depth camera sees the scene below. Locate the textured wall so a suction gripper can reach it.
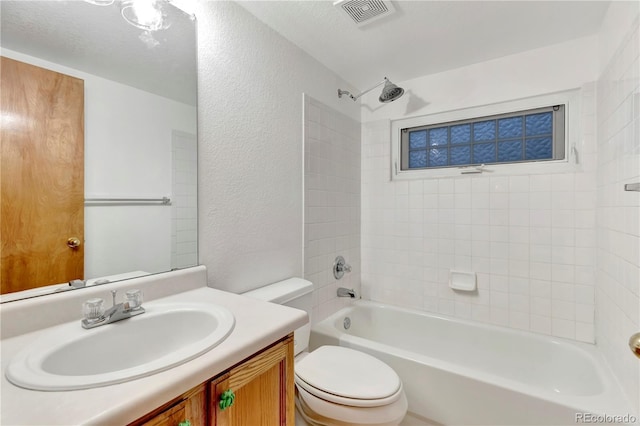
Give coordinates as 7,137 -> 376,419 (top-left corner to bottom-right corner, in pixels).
595,1 -> 640,415
304,95 -> 361,324
195,1 -> 358,293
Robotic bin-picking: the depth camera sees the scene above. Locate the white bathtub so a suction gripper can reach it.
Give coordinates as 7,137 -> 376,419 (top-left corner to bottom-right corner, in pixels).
310,301 -> 635,425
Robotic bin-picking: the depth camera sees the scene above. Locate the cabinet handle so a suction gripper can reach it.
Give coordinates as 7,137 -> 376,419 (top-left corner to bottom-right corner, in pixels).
219,389 -> 235,410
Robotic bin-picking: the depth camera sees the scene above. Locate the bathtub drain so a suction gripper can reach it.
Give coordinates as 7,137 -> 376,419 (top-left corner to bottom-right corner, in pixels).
343,317 -> 351,330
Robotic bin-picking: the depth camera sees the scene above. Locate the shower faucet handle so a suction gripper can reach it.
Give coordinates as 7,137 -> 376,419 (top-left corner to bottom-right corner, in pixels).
333,255 -> 352,280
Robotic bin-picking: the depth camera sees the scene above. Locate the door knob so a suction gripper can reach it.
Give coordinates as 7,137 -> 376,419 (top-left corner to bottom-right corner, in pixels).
630,332 -> 640,359
67,237 -> 81,248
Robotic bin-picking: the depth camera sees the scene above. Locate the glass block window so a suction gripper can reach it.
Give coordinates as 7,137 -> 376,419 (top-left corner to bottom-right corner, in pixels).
401,105 -> 565,170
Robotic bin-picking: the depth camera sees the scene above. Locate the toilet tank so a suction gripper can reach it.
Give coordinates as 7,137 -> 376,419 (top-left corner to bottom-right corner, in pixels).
243,278 -> 313,356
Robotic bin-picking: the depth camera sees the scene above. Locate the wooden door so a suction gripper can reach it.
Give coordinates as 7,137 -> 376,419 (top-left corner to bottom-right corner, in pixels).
1,56 -> 84,294
211,335 -> 294,426
138,385 -> 207,426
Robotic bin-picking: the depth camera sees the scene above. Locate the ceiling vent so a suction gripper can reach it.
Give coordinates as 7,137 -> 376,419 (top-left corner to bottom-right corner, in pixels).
334,0 -> 396,27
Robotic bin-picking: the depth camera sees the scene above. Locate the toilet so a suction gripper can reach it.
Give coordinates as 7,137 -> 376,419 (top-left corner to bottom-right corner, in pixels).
243,278 -> 408,426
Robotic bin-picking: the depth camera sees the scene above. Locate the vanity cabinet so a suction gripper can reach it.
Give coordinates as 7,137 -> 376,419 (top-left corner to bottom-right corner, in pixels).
211,332 -> 294,425
132,334 -> 294,426
140,385 -> 207,426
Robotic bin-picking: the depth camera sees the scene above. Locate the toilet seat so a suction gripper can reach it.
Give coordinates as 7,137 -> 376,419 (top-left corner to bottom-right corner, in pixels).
296,382 -> 408,426
295,375 -> 404,408
295,346 -> 402,407
294,345 -> 407,425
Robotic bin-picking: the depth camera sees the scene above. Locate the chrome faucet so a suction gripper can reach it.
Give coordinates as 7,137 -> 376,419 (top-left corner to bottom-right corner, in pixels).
81,290 -> 145,329
333,255 -> 352,280
337,287 -> 358,298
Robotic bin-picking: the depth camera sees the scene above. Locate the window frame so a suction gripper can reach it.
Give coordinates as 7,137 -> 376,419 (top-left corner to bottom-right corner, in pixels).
390,90 -> 581,180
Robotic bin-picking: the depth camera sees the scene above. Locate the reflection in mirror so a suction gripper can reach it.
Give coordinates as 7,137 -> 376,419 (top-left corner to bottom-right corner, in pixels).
0,0 -> 198,302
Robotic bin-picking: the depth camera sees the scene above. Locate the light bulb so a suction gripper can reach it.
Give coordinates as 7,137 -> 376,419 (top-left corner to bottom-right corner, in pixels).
83,0 -> 115,5
121,0 -> 170,31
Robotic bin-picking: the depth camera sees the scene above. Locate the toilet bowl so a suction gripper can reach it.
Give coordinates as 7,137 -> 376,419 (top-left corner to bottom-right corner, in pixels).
243,278 -> 408,426
294,346 -> 407,426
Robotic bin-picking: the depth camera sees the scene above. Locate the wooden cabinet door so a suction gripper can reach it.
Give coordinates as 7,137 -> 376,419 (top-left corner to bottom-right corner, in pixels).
0,56 -> 85,293
142,401 -> 189,426
211,335 -> 294,426
136,384 -> 207,426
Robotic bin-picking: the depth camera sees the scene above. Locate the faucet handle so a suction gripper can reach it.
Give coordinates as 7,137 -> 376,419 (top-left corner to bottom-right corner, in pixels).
333,255 -> 352,279
82,298 -> 105,323
125,289 -> 143,310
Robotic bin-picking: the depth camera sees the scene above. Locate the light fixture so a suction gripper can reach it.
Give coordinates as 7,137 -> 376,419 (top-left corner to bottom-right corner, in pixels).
338,77 -> 405,103
83,0 -> 115,5
120,0 -> 171,31
83,0 -> 172,31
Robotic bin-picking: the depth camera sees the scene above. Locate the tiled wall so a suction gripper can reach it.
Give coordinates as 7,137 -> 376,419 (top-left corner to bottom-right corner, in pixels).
304,95 -> 361,324
361,87 -> 598,342
595,15 -> 639,414
171,130 -> 198,269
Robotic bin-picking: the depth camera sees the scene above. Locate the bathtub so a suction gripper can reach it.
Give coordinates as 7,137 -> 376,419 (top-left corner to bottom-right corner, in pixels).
310,301 -> 635,425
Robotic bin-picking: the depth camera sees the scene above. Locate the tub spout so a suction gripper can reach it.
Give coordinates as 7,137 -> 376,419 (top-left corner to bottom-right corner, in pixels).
337,287 -> 357,298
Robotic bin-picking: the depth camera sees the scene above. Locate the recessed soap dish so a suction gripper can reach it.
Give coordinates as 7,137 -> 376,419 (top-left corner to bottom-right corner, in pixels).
449,271 -> 476,291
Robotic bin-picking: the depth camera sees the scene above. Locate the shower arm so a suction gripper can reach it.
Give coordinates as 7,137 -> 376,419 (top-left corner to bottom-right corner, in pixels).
338,78 -> 389,101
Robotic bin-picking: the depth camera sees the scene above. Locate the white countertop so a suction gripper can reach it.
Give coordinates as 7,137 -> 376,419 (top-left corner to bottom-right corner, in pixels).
0,270 -> 308,425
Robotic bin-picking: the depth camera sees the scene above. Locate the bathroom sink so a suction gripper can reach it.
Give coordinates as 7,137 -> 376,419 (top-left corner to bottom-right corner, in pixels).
5,302 -> 235,391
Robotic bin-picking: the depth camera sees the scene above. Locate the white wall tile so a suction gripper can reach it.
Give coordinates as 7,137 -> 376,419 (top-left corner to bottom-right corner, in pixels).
552,318 -> 575,339
357,24 -> 639,425
361,85 -> 598,343
171,131 -> 198,270
304,95 -> 361,323
530,315 -> 552,335
595,11 -> 640,415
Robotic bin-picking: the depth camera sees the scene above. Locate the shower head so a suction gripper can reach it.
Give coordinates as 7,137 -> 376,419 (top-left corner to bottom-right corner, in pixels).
338,77 -> 405,103
378,78 -> 404,103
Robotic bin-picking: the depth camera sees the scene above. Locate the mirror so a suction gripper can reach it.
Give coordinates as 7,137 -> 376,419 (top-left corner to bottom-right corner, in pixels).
0,0 -> 197,302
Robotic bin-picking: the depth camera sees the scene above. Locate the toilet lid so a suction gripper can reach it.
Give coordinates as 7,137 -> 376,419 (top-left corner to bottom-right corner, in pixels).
295,346 -> 401,401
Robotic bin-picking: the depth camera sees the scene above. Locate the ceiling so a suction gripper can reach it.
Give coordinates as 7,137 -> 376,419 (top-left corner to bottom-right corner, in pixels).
238,0 -> 611,88
0,1 -> 197,105
0,1 -> 609,104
